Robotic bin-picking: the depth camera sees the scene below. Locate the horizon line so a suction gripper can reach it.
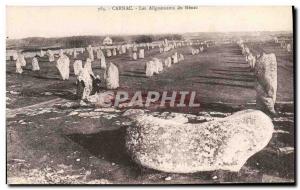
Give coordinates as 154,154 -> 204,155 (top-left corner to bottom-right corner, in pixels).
7,30 -> 293,40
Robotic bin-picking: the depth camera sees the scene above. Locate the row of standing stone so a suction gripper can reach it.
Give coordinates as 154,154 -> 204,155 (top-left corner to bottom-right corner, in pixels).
237,39 -> 277,115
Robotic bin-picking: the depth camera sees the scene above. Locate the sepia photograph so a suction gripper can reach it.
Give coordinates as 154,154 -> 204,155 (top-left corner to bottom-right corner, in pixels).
6,6 -> 295,184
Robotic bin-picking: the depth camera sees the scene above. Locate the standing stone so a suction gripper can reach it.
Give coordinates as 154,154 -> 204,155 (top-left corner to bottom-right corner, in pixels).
122,45 -> 127,54
59,49 -> 64,56
240,43 -> 245,54
159,47 -> 164,53
40,50 -> 45,57
145,61 -> 155,77
118,48 -> 122,55
96,49 -> 104,59
191,48 -> 196,55
171,52 -> 178,64
87,45 -> 94,61
112,48 -> 117,56
287,43 -> 291,52
178,54 -> 184,62
100,54 -> 106,69
73,60 -> 83,76
255,53 -> 277,114
246,53 -> 256,70
77,63 -> 93,100
104,62 -> 119,89
12,51 -> 18,61
56,53 -> 70,80
244,47 -> 250,55
132,52 -> 137,60
107,49 -> 112,57
73,49 -> 77,59
164,57 -> 172,68
153,58 -> 163,73
199,46 -> 204,52
125,109 -> 274,173
84,58 -> 94,77
133,46 -> 138,52
68,49 -> 73,56
31,57 -> 40,71
47,50 -> 55,62
138,49 -> 145,59
19,53 -> 26,67
15,53 -> 25,74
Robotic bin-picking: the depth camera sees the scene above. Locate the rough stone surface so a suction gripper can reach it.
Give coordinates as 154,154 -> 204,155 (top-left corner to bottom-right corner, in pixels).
125,109 -> 274,173
73,60 -> 83,76
246,53 -> 256,69
87,45 -> 94,61
138,49 -> 144,59
255,53 -> 277,114
153,58 -> 163,73
104,62 -> 119,89
145,61 -> 154,77
164,57 -> 172,67
15,54 -> 25,74
31,57 -> 40,71
56,54 -> 70,80
106,49 -> 112,57
132,52 -> 137,60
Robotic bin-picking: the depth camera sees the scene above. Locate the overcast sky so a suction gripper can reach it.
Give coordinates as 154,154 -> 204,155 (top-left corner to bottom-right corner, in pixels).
6,6 -> 293,39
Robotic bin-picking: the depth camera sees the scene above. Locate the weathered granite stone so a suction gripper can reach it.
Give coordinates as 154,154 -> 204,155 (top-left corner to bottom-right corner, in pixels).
139,49 -> 145,59
286,43 -> 291,52
164,57 -> 172,67
56,54 -> 70,80
125,109 -> 273,173
112,48 -> 117,56
153,58 -> 163,73
132,52 -> 137,60
106,49 -> 112,57
73,60 -> 83,76
31,57 -> 40,71
246,53 -> 256,69
104,62 -> 119,89
145,61 -> 155,77
87,45 -> 94,61
255,53 -> 277,114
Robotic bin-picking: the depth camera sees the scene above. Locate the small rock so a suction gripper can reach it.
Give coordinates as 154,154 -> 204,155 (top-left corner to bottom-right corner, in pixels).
76,158 -> 80,162
57,169 -> 64,174
10,91 -> 21,95
94,107 -> 120,113
68,111 -> 79,116
44,92 -> 53,96
165,176 -> 172,181
122,109 -> 145,117
278,147 -> 294,154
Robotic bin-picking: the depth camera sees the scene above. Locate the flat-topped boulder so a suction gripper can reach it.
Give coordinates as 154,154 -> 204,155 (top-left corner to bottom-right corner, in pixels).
125,109 -> 274,173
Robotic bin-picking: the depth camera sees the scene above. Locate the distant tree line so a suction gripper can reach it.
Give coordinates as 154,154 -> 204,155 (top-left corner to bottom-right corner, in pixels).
7,34 -> 184,50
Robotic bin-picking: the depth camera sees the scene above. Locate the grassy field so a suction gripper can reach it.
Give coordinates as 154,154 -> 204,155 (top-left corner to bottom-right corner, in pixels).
6,40 -> 294,184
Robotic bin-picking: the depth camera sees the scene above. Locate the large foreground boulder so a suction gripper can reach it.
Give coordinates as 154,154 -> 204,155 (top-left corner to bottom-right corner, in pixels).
125,109 -> 273,173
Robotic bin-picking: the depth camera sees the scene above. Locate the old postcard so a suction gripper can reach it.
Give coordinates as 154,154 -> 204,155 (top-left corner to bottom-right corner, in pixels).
6,6 -> 294,184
